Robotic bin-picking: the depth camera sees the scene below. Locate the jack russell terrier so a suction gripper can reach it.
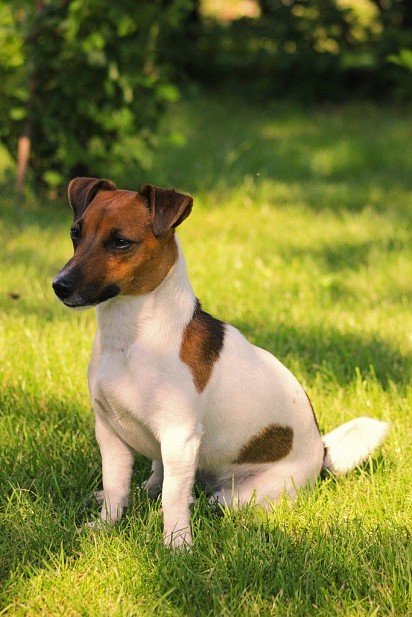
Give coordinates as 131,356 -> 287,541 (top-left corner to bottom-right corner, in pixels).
53,177 -> 389,547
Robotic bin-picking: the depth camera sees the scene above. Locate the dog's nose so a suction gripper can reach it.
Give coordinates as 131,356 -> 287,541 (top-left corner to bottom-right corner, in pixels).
52,277 -> 74,300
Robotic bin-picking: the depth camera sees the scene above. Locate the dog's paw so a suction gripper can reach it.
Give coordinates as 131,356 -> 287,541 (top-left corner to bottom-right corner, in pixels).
92,490 -> 105,504
140,478 -> 162,499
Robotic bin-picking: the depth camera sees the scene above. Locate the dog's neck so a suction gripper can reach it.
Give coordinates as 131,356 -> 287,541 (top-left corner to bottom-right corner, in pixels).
95,238 -> 195,350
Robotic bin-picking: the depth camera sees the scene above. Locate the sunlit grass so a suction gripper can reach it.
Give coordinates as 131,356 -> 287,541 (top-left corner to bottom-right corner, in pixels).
0,95 -> 411,615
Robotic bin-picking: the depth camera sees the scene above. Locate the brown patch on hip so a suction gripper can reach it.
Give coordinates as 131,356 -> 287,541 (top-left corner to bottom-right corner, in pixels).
235,424 -> 294,464
180,299 -> 225,392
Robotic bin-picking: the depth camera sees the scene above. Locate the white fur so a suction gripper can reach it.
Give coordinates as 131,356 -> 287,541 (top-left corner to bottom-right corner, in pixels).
322,417 -> 389,474
88,239 -> 388,547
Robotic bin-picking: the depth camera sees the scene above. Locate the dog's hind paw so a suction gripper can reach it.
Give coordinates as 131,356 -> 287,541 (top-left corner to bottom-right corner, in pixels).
140,479 -> 162,499
92,490 -> 105,504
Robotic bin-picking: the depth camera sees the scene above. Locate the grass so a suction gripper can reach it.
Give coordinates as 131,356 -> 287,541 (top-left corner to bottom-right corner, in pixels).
0,94 -> 411,616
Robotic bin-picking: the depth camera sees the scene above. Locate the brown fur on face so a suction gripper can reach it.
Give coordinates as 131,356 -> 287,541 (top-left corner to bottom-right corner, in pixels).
65,189 -> 178,300
180,300 -> 226,392
234,424 -> 293,464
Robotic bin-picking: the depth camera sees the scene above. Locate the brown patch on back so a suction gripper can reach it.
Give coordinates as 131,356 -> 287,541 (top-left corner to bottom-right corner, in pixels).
180,299 -> 225,392
70,189 -> 178,296
235,424 -> 294,464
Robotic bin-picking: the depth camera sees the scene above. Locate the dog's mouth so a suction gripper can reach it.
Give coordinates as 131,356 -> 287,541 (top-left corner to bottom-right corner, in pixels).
61,297 -> 97,309
53,281 -> 120,308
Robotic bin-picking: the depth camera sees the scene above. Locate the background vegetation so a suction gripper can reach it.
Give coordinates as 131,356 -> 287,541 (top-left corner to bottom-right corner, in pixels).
0,0 -> 411,190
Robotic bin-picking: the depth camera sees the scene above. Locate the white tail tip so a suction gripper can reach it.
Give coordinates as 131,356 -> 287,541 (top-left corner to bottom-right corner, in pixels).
322,417 -> 389,475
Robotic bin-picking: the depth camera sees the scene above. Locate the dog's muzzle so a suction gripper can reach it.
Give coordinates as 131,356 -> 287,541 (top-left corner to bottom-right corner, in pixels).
52,276 -> 74,300
52,275 -> 120,307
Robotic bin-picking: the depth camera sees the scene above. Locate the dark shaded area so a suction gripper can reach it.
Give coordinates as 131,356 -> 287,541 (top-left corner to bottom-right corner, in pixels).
0,389 -> 96,581
288,238 -> 407,272
236,319 -> 410,391
149,97 -> 412,214
177,1 -> 412,104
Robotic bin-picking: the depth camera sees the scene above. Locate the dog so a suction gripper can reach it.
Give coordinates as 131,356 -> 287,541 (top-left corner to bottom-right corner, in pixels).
53,177 -> 389,547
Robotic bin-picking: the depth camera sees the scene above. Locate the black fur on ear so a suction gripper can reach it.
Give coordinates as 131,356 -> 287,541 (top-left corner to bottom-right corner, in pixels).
139,184 -> 193,238
68,177 -> 117,220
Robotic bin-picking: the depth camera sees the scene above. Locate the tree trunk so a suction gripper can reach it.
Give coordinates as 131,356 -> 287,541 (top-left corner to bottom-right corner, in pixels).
15,99 -> 34,202
15,0 -> 44,203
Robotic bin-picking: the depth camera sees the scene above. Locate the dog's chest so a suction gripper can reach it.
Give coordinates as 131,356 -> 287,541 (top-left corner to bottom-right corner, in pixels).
90,347 -> 162,459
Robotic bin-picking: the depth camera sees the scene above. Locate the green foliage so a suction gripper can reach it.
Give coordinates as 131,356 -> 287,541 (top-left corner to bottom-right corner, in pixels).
0,4 -> 26,147
186,0 -> 412,102
388,48 -> 412,71
0,0 -> 193,188
0,1 -> 410,190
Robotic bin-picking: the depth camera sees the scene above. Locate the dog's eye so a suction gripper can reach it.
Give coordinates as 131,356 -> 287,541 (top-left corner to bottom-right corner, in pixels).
70,227 -> 80,242
111,237 -> 132,250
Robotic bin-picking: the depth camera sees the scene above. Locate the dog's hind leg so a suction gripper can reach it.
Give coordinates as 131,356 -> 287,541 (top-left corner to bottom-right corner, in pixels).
141,460 -> 164,498
212,457 -> 323,509
93,489 -> 105,504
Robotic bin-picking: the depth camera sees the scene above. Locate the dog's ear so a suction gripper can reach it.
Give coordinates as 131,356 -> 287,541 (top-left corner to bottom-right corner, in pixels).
68,177 -> 117,220
139,184 -> 193,238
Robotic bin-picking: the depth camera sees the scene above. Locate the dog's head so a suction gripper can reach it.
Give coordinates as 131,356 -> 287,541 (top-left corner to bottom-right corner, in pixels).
52,177 -> 193,307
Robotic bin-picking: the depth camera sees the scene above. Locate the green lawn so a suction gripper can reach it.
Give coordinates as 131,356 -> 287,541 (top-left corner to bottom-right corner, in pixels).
0,95 -> 411,616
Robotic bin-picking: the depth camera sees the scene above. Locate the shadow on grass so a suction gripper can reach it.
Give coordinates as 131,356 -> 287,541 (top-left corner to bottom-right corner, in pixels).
0,389 -> 91,584
234,319 -> 410,392
284,237 -> 408,272
148,96 -> 412,218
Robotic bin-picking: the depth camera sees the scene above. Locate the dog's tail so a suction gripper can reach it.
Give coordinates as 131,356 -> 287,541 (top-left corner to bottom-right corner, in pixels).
321,417 -> 389,474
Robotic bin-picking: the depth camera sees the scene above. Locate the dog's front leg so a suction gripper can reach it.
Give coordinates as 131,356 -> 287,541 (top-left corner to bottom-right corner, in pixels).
95,413 -> 134,524
161,427 -> 201,548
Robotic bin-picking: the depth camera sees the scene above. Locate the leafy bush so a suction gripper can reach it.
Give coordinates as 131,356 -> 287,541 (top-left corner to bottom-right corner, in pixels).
183,0 -> 412,103
0,0 -> 410,192
0,0 -> 194,189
